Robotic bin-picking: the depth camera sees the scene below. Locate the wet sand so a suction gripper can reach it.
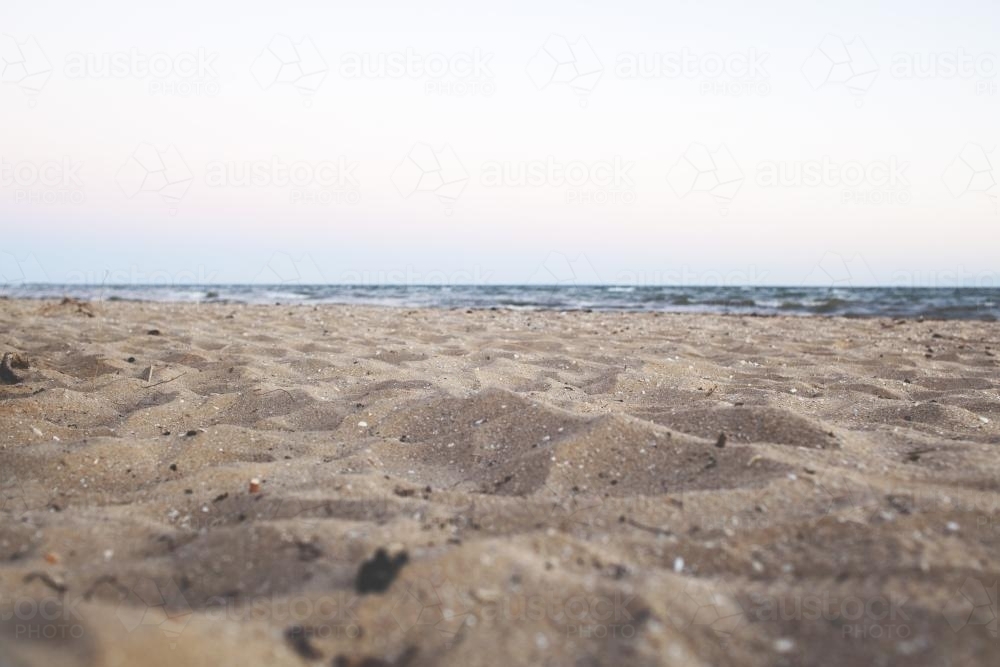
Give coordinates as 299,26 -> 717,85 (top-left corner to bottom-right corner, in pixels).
1,298 -> 998,666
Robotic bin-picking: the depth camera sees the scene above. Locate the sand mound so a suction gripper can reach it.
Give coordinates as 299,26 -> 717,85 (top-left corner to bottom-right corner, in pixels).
632,406 -> 838,449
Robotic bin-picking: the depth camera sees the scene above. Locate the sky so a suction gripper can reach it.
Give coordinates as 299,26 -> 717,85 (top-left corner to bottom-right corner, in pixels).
1,0 -> 998,286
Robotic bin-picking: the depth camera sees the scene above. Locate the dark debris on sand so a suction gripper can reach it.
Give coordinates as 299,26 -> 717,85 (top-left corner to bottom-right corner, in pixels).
354,548 -> 409,594
1,352 -> 27,384
284,625 -> 324,661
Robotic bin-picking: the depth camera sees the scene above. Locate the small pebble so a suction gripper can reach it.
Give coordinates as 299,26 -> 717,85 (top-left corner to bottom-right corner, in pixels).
774,638 -> 795,653
249,478 -> 261,494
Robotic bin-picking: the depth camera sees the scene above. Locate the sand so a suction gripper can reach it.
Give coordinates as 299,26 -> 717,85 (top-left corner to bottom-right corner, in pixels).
1,298 -> 998,667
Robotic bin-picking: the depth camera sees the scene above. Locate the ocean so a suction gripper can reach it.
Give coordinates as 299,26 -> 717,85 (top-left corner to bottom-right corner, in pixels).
3,284 -> 999,320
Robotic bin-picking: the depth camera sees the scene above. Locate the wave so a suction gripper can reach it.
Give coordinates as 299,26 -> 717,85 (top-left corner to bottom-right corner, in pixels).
3,284 -> 999,320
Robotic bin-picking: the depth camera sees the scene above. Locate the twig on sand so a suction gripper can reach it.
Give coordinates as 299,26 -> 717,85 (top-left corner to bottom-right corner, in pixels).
82,575 -> 128,600
257,388 -> 296,403
620,516 -> 673,537
23,571 -> 67,595
145,371 -> 188,389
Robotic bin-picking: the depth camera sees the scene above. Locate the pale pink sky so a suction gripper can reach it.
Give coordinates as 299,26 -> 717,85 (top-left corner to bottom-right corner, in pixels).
2,0 -> 997,285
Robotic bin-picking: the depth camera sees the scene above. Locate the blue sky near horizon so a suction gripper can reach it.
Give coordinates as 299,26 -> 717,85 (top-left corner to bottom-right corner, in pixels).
1,1 -> 998,286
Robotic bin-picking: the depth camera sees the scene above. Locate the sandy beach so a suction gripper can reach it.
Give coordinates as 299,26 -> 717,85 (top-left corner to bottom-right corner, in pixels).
1,298 -> 998,667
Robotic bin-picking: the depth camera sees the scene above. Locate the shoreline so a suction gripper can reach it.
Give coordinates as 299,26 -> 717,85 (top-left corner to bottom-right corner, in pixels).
1,295 -> 998,323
